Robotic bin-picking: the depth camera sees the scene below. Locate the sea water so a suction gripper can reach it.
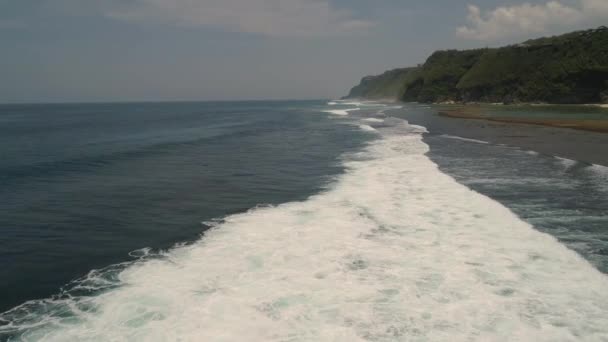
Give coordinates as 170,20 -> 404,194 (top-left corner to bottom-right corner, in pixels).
1,101 -> 607,341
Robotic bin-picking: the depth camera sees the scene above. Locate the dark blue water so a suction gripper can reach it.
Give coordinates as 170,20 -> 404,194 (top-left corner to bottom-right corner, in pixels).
0,101 -> 370,313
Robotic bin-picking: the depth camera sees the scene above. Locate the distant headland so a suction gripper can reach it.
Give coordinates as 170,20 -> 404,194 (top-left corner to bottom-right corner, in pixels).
344,26 -> 608,105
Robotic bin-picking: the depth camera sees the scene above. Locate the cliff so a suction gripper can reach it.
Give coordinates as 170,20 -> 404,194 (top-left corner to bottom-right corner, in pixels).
346,26 -> 608,104
343,67 -> 419,100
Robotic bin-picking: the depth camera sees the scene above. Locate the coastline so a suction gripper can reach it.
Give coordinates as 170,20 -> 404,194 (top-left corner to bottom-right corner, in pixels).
438,107 -> 608,133
386,104 -> 608,167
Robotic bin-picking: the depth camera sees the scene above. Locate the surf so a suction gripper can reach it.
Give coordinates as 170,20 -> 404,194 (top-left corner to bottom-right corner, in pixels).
2,116 -> 608,341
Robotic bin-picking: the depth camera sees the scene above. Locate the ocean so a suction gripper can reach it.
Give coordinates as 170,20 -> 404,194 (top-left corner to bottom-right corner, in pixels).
1,100 -> 607,341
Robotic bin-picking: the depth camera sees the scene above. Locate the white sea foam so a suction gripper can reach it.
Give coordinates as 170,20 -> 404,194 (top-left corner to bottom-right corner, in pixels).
590,163 -> 608,175
328,102 -> 338,105
358,124 -> 377,132
408,124 -> 428,134
363,118 -> 384,123
588,164 -> 608,191
323,109 -> 350,116
555,156 -> 578,169
440,134 -> 489,144
323,108 -> 360,116
5,119 -> 608,341
339,101 -> 364,106
339,101 -> 387,107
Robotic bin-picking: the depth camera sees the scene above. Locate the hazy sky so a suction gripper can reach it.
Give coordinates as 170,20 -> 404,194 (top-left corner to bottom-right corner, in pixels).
1,0 -> 606,103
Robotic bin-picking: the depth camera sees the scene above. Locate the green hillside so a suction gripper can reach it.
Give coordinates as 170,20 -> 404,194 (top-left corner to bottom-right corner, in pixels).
343,67 -> 418,100
346,26 -> 608,104
403,49 -> 485,102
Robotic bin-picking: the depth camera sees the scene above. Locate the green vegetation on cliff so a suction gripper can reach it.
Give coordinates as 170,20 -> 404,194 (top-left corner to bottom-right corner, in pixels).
344,68 -> 418,100
404,49 -> 485,103
346,26 -> 608,104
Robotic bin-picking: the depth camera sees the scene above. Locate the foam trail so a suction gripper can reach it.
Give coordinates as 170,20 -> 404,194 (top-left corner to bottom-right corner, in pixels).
323,109 -> 350,116
323,108 -> 360,116
337,101 -> 387,107
363,118 -> 384,123
555,156 -> 577,169
441,134 -> 489,144
358,124 -> 377,132
407,124 -> 428,134
3,120 -> 608,341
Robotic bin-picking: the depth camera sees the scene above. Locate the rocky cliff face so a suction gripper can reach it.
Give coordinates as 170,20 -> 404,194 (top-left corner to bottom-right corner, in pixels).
347,27 -> 608,104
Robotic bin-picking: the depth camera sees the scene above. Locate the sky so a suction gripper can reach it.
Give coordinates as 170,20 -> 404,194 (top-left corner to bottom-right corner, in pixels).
1,0 -> 607,103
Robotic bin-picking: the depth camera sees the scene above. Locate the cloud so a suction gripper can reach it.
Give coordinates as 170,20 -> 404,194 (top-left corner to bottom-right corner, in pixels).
102,0 -> 373,37
456,0 -> 608,41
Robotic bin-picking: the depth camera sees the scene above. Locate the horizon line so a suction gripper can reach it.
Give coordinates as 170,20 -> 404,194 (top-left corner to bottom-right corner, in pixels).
0,98 -> 335,106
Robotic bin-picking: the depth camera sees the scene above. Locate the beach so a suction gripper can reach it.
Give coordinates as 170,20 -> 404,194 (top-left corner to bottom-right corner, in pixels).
439,107 -> 608,133
389,105 -> 608,166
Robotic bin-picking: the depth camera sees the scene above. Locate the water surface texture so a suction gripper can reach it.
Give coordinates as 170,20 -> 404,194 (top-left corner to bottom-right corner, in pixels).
1,101 -> 607,341
0,101 -> 370,312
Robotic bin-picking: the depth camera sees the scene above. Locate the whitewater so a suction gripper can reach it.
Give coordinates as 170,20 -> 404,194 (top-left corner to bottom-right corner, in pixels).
3,113 -> 608,341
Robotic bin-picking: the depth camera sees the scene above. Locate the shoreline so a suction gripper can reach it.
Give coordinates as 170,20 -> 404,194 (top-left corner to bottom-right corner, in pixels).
437,107 -> 608,134
345,98 -> 608,134
433,101 -> 608,107
346,97 -> 608,109
387,105 -> 608,167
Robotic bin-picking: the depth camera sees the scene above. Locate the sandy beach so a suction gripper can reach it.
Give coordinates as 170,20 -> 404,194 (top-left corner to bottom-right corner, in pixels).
391,106 -> 608,166
438,107 -> 608,133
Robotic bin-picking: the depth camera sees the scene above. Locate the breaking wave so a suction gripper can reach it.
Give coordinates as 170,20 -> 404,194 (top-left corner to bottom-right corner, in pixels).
358,124 -> 377,132
322,108 -> 360,116
2,116 -> 608,341
363,118 -> 384,123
